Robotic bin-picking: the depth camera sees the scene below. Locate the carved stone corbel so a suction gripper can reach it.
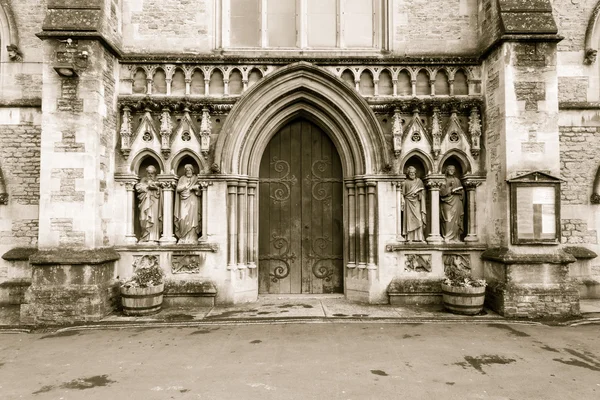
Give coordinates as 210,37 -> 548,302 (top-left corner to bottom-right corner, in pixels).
584,48 -> 597,65
160,108 -> 173,159
119,106 -> 132,158
200,107 -> 212,158
469,107 -> 482,158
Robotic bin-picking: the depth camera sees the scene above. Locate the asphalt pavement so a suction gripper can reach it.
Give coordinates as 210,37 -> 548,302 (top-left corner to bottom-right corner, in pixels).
1,319 -> 599,399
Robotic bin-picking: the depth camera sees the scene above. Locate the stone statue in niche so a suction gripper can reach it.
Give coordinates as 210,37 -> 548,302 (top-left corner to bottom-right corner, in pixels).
440,165 -> 464,242
402,166 -> 427,242
136,165 -> 162,242
174,164 -> 201,244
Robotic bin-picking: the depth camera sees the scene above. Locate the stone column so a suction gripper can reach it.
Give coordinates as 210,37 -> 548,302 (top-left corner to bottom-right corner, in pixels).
373,79 -> 379,96
356,181 -> 367,274
464,179 -> 482,242
166,78 -> 172,95
411,79 -> 417,96
392,79 -> 398,96
185,78 -> 191,95
449,79 -> 454,96
242,79 -> 249,92
430,79 -> 435,96
124,180 -> 138,245
237,181 -> 247,271
366,181 -> 377,279
346,182 -> 356,272
394,181 -> 405,242
199,181 -> 210,242
224,79 -> 230,96
247,180 -> 257,269
159,179 -> 177,245
426,178 -> 444,244
146,78 -> 153,95
204,78 -> 210,96
227,181 -> 238,272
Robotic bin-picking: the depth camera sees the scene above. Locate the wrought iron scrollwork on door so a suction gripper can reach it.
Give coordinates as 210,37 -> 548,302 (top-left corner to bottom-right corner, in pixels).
304,157 -> 342,206
259,157 -> 297,204
307,235 -> 342,282
258,234 -> 297,282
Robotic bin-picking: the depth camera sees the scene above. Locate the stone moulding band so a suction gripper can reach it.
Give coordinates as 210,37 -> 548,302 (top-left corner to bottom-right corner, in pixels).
29,248 -> 121,265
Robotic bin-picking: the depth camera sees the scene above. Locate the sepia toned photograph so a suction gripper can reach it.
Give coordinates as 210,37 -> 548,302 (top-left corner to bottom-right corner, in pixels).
0,1 -> 599,399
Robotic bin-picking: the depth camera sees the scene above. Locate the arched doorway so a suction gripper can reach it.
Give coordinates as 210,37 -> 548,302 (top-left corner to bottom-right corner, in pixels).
258,118 -> 343,294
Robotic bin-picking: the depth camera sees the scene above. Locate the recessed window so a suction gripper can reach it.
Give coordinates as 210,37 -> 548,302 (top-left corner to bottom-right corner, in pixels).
219,0 -> 387,50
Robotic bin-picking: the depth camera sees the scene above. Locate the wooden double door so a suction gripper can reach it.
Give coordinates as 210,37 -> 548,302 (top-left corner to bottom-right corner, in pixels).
258,119 -> 344,294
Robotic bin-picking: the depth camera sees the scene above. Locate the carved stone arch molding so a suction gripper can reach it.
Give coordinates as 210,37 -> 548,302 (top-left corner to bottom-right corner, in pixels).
214,62 -> 389,177
585,1 -> 600,64
0,0 -> 19,62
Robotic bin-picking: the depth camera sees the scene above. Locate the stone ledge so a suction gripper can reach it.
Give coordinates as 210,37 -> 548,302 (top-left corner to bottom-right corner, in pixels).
387,278 -> 443,306
563,246 -> 598,260
559,101 -> 600,110
164,280 -> 217,297
115,243 -> 219,252
2,247 -> 38,261
0,99 -> 42,108
30,248 -> 120,265
482,248 -> 576,265
386,243 -> 487,252
0,278 -> 31,288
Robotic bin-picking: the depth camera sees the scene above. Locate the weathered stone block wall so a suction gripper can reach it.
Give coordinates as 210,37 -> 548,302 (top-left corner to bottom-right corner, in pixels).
482,47 -> 508,246
559,126 -> 599,205
122,0 -> 212,53
0,108 -> 41,276
554,0 -> 599,102
120,0 -> 479,54
38,40 -> 119,249
393,0 -> 479,55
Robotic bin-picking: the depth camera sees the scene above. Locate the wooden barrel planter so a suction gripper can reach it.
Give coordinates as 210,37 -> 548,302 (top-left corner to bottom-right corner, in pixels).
441,283 -> 485,315
120,283 -> 164,316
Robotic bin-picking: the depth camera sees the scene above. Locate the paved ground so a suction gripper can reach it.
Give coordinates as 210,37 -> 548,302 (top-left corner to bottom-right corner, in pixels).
0,320 -> 599,399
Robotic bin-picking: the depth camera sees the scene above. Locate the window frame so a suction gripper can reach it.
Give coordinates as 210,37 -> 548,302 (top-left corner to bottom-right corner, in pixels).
215,0 -> 390,52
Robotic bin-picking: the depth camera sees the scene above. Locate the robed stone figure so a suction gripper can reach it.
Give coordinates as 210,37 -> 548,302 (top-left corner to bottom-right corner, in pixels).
440,165 -> 464,242
402,166 -> 427,242
174,164 -> 201,244
136,165 -> 162,242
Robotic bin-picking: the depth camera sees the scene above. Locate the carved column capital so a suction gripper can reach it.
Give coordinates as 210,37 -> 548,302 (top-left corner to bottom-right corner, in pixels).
463,180 -> 483,190
425,178 -> 444,190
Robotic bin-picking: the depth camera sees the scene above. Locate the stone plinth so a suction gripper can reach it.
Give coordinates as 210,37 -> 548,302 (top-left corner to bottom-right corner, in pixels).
387,278 -> 443,305
0,247 -> 37,305
163,280 -> 217,307
482,248 -> 580,319
20,248 -> 120,325
563,246 -> 600,299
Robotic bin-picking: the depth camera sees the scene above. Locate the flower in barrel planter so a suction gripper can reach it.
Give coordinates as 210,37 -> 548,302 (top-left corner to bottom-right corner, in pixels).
441,257 -> 486,315
121,255 -> 166,316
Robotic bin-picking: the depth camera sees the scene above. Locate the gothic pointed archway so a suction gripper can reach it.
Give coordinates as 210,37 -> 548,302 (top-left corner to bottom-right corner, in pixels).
215,62 -> 387,301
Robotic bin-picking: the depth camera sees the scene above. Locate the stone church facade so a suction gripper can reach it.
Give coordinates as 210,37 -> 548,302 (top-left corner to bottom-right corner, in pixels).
0,0 -> 599,324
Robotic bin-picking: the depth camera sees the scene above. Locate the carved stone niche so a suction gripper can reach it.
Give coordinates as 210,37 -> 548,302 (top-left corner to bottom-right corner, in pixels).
405,254 -> 432,273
